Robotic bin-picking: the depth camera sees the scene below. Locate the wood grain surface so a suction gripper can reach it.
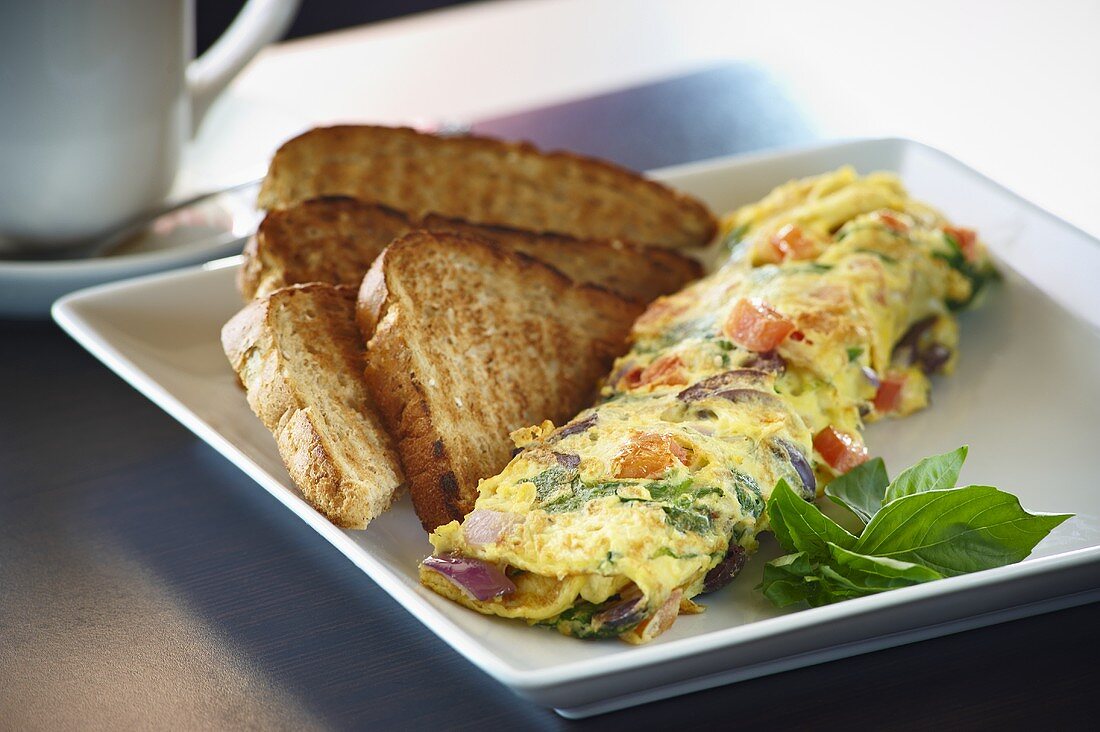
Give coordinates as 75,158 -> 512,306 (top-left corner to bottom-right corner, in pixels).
2,66 -> 1097,729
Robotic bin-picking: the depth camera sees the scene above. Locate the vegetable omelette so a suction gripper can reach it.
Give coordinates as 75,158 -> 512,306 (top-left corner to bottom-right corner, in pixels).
420,167 -> 998,643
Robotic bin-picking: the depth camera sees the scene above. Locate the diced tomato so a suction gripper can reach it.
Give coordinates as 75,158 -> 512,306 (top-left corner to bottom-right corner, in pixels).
613,433 -> 691,479
669,439 -> 691,464
635,296 -> 689,331
873,374 -> 907,413
618,355 -> 687,390
878,211 -> 909,232
769,224 -> 819,261
944,225 -> 979,262
619,365 -> 644,390
813,426 -> 869,474
724,298 -> 796,352
638,354 -> 688,387
753,237 -> 784,265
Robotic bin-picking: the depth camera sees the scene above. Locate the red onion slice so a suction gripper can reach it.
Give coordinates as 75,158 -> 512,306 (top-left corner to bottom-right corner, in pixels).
677,369 -> 771,402
918,343 -> 952,374
743,350 -> 787,374
554,413 -> 598,440
701,545 -> 748,593
422,554 -> 516,601
893,315 -> 937,365
462,509 -> 520,547
553,452 -> 581,470
592,596 -> 647,634
776,438 -> 817,499
715,387 -> 784,408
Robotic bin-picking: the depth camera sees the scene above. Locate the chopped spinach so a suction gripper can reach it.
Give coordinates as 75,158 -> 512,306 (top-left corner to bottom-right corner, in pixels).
643,477 -> 696,502
538,480 -> 625,513
722,222 -> 751,252
853,248 -> 899,264
935,232 -> 1002,310
597,551 -> 621,572
643,316 -> 718,351
544,601 -> 619,639
789,262 -> 835,274
533,471 -> 722,536
731,470 -> 765,520
532,466 -> 580,502
545,596 -> 646,639
846,346 -> 864,362
661,504 -> 713,534
653,546 -> 701,559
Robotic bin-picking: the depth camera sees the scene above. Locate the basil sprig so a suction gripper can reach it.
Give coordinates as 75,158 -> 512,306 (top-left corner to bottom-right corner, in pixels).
759,447 -> 1072,607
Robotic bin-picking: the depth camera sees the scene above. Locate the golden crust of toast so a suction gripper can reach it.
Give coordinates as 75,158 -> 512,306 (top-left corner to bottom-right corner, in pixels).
221,283 -> 403,528
257,125 -> 716,249
239,196 -> 703,302
357,231 -> 645,531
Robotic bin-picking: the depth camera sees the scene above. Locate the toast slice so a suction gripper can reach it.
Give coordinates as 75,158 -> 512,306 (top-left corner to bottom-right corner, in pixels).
358,232 -> 645,531
419,214 -> 703,305
257,125 -> 716,249
221,283 -> 403,528
239,196 -> 703,301
238,197 -> 411,300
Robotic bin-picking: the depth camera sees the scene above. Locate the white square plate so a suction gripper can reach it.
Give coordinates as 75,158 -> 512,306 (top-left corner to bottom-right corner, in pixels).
53,138 -> 1100,718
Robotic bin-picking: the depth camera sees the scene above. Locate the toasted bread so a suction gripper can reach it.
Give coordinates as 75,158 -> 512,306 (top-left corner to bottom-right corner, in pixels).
419,214 -> 703,304
239,197 -> 410,300
239,196 -> 703,301
358,232 -> 645,531
257,125 -> 716,248
221,283 -> 403,528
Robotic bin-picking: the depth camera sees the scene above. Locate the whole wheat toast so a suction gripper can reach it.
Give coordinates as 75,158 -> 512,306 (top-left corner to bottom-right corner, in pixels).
419,214 -> 702,304
256,125 -> 716,249
239,197 -> 411,300
221,283 -> 403,528
239,196 -> 703,301
358,232 -> 645,531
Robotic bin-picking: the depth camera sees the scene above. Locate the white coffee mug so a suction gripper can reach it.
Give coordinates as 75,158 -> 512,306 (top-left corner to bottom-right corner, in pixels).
0,0 -> 299,247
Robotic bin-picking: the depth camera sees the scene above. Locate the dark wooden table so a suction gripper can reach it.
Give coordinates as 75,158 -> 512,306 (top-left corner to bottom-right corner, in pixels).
3,66 -> 1098,730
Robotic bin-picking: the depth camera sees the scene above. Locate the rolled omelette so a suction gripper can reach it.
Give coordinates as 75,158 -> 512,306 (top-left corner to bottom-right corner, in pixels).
420,167 -> 997,643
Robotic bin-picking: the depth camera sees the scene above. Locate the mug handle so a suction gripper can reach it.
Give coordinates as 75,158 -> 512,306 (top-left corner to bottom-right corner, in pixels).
186,0 -> 301,133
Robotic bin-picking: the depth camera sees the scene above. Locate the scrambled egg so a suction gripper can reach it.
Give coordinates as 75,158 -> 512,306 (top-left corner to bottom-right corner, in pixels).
422,167 -> 997,643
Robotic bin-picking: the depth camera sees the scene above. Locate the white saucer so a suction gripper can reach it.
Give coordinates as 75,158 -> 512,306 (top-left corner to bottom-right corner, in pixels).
0,181 -> 261,319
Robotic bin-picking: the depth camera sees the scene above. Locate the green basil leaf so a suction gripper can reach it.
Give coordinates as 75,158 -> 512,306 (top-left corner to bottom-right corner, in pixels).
824,457 -> 889,525
759,552 -> 822,607
823,542 -> 944,592
885,446 -> 968,502
855,486 -> 1073,576
760,546 -> 939,609
767,478 -> 858,558
809,586 -> 862,606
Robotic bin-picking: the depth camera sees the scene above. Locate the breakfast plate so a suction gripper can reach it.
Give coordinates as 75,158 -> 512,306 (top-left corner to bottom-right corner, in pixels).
52,138 -> 1100,717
